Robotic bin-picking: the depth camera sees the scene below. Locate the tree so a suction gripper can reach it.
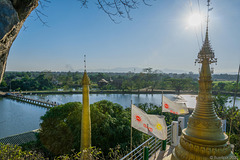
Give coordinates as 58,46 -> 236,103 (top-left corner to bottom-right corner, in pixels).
40,102 -> 80,155
213,95 -> 240,156
0,80 -> 7,90
213,94 -> 229,119
39,100 -> 144,157
168,78 -> 191,95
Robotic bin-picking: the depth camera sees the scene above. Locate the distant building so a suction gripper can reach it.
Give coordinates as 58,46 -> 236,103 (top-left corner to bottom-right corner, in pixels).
98,79 -> 109,88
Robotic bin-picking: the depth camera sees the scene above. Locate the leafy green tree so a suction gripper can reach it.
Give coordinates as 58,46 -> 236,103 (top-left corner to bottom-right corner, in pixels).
0,80 -> 7,90
35,74 -> 54,90
224,82 -> 235,92
213,94 -> 229,119
39,101 -> 144,157
40,102 -> 81,155
218,82 -> 226,91
168,78 -> 192,94
213,95 -> 240,156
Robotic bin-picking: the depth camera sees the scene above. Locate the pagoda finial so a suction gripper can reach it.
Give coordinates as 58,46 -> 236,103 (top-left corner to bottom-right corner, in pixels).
82,55 -> 90,85
84,55 -> 86,72
206,0 -> 210,36
195,0 -> 217,65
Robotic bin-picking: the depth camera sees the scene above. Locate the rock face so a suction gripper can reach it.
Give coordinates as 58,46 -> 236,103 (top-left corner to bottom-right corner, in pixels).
0,0 -> 38,83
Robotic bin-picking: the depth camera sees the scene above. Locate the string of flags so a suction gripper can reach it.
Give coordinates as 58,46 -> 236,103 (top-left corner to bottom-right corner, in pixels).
131,95 -> 189,140
131,104 -> 167,140
162,95 -> 189,115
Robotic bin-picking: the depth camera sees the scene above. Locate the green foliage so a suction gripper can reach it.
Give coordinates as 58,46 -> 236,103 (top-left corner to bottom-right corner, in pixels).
4,71 -> 238,93
213,95 -> 240,155
40,102 -> 81,155
39,101 -> 145,157
55,147 -> 104,160
213,94 -> 230,119
54,145 -> 126,160
0,80 -> 7,88
20,133 -> 54,159
0,143 -> 44,159
212,81 -> 239,92
1,71 -> 201,93
168,78 -> 193,94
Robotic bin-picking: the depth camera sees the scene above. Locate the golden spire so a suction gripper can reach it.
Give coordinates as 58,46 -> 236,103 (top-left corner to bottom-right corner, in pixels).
81,55 -> 91,154
171,1 -> 235,159
82,71 -> 90,85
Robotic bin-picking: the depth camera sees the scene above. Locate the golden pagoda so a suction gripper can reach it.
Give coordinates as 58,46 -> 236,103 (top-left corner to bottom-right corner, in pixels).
81,56 -> 91,152
171,1 -> 235,160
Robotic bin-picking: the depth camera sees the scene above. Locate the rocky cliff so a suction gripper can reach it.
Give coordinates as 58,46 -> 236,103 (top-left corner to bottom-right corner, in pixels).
0,0 -> 38,83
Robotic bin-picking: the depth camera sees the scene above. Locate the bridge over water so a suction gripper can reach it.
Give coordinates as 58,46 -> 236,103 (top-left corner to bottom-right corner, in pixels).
5,93 -> 58,108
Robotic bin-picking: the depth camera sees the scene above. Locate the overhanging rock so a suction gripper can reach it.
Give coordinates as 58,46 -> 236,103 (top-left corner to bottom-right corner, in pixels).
0,0 -> 38,83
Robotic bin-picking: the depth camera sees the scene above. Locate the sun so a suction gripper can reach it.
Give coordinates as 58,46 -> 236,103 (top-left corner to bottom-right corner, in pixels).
188,13 -> 203,27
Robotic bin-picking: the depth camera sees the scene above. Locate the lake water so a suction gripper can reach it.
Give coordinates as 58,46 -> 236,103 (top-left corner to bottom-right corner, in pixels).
24,93 -> 240,109
0,94 -> 239,138
0,97 -> 47,138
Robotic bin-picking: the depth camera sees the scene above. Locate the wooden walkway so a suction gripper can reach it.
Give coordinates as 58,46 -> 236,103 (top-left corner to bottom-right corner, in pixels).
8,94 -> 58,108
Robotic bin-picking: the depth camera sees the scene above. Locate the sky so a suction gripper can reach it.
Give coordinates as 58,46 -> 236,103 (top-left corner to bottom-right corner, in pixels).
6,0 -> 240,74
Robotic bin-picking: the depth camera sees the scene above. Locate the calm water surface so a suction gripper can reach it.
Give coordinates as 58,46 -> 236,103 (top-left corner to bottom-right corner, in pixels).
1,94 -> 239,138
0,97 -> 47,138
25,93 -> 240,109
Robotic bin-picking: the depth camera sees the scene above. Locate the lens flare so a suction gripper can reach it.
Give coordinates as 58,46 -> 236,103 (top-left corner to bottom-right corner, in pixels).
188,13 -> 202,27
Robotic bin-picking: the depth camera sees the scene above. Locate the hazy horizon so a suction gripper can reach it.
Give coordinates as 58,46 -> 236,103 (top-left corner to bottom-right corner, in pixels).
5,66 -> 239,75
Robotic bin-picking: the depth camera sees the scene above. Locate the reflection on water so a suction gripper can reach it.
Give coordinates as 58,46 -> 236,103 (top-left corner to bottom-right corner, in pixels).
0,94 -> 239,138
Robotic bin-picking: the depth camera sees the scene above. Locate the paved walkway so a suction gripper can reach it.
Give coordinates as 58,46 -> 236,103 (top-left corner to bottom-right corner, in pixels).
149,145 -> 175,160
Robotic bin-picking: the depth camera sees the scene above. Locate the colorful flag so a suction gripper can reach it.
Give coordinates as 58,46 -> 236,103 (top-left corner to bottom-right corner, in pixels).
162,95 -> 189,115
131,104 -> 167,140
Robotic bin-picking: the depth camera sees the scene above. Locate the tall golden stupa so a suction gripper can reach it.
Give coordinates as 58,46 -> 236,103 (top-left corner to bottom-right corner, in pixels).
81,55 -> 91,152
171,1 -> 236,160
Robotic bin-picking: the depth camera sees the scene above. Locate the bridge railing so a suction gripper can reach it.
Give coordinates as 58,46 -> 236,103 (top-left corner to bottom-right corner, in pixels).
120,125 -> 172,160
7,94 -> 58,108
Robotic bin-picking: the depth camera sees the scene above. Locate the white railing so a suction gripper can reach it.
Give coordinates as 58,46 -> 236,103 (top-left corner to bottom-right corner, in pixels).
166,124 -> 172,144
121,125 -> 172,160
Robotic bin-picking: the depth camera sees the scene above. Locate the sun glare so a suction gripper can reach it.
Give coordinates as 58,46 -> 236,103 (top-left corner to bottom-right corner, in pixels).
188,13 -> 203,27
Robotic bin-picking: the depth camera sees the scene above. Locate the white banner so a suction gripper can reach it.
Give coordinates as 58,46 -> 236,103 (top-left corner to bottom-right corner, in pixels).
162,95 -> 189,115
131,104 -> 167,140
